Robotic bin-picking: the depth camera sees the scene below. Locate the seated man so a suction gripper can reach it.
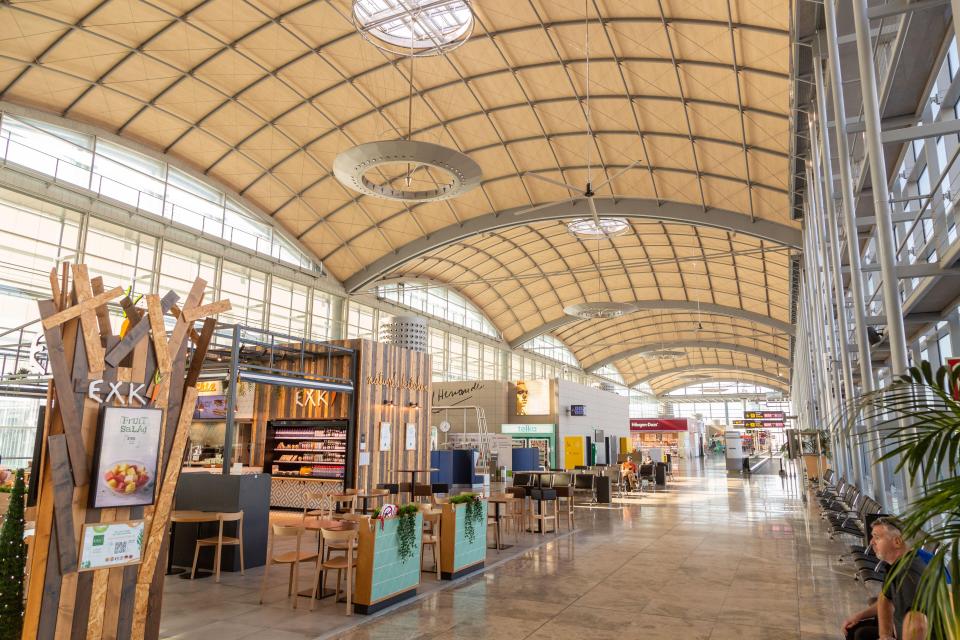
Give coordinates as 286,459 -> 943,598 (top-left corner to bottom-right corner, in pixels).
842,518 -> 928,640
620,456 -> 638,491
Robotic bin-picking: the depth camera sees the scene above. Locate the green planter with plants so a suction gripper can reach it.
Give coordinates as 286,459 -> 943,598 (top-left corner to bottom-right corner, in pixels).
353,504 -> 422,614
843,362 -> 960,639
440,493 -> 487,579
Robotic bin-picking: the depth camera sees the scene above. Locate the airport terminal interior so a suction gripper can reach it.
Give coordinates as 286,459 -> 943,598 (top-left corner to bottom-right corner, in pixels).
0,0 -> 957,639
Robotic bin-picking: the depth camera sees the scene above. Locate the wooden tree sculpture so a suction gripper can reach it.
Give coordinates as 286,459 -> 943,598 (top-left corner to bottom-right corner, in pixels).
21,264 -> 229,640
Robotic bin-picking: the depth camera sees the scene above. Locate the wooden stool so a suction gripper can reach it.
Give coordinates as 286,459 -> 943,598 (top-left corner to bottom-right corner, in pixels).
259,524 -> 317,609
312,528 -> 359,614
191,511 -> 244,582
528,489 -> 558,534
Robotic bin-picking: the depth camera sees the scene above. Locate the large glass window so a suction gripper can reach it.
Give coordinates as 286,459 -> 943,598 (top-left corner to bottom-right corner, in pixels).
346,301 -> 376,339
158,242 -> 216,304
519,334 -> 579,367
220,261 -> 267,327
376,281 -> 499,338
0,111 -> 317,272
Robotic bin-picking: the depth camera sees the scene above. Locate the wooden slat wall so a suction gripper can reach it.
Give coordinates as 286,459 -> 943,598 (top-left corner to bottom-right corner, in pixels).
249,339 -> 431,494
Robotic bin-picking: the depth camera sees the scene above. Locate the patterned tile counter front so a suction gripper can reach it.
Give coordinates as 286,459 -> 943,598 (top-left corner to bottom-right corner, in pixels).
353,513 -> 423,614
269,476 -> 343,510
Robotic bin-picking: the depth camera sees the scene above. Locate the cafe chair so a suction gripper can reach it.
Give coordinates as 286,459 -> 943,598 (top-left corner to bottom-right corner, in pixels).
303,490 -> 333,519
259,524 -> 317,609
332,492 -> 358,516
418,504 -> 442,579
414,483 -> 433,503
528,488 -> 558,534
190,510 -> 244,583
312,528 -> 359,614
324,513 -> 363,563
503,494 -> 525,540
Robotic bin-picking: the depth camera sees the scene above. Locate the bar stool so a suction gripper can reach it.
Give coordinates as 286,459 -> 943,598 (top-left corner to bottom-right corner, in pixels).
506,486 -> 530,532
528,488 -> 558,534
259,524 -> 317,609
551,473 -> 575,530
331,492 -> 358,515
413,483 -> 433,503
312,527 -> 359,614
190,511 -> 244,582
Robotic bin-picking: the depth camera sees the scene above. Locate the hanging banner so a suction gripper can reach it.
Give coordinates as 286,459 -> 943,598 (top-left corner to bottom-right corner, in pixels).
629,418 -> 688,432
743,411 -> 785,420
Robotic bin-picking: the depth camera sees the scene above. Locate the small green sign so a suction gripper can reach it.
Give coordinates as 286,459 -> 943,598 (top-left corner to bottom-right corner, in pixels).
501,423 -> 554,434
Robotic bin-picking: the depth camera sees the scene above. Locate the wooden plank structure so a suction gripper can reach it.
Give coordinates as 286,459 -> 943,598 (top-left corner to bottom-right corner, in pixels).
250,339 -> 431,493
22,264 -> 230,640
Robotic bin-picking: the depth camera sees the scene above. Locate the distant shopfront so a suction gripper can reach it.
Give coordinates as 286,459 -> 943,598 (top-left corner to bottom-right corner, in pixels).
629,418 -> 691,458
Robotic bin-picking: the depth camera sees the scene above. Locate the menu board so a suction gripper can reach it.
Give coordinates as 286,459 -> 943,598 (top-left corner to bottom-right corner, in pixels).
405,423 -> 417,450
78,520 -> 145,571
90,407 -> 163,508
194,395 -> 227,420
379,422 -> 392,451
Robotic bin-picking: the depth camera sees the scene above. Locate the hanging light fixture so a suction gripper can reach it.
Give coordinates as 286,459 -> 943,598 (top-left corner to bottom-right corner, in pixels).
336,1 -> 481,203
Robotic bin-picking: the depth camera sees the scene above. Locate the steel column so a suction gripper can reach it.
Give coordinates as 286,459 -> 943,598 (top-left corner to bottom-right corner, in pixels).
813,56 -> 864,486
852,0 -> 917,505
823,0 -> 887,506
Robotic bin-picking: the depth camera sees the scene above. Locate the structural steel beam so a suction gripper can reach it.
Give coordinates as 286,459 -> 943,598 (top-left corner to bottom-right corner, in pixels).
507,300 -> 795,349
841,263 -> 960,277
586,341 -> 790,371
344,197 -> 803,293
632,365 -> 790,389
868,0 -> 948,19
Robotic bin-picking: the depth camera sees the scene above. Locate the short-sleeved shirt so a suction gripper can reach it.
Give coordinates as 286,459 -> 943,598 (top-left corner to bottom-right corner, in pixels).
880,554 -> 926,638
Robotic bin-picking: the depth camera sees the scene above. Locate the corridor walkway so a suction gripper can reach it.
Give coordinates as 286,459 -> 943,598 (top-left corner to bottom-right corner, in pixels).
160,459 -> 864,640
335,459 -> 863,640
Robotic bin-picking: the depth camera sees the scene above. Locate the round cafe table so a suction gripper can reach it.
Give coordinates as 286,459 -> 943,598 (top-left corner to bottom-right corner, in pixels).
395,468 -> 439,502
299,517 -> 358,600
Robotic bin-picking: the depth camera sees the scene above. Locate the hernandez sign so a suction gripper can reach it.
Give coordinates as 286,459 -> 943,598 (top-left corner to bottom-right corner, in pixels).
743,411 -> 785,420
629,418 -> 688,432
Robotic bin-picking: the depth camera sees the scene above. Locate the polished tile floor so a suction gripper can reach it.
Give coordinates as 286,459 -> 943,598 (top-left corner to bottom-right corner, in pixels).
160,458 -> 867,640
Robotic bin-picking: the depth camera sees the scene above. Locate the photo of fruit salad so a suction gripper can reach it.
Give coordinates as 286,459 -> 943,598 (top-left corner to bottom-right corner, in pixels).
103,462 -> 150,495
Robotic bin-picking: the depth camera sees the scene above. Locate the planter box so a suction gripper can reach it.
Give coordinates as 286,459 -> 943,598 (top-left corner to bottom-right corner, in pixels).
353,512 -> 422,614
440,500 -> 487,580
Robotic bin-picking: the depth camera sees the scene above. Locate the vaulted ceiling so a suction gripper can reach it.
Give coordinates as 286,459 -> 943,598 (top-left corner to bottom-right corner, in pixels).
0,0 -> 798,393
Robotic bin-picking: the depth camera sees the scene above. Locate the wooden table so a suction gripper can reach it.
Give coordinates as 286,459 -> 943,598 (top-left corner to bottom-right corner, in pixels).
395,468 -> 438,502
356,489 -> 389,514
169,510 -> 220,578
299,517 -> 358,600
487,495 -> 513,551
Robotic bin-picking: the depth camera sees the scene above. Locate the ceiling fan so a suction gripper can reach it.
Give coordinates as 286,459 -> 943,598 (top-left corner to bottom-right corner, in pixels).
512,0 -> 642,227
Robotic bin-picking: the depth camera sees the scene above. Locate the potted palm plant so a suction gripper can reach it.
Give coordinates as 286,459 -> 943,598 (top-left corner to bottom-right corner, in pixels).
842,362 -> 959,639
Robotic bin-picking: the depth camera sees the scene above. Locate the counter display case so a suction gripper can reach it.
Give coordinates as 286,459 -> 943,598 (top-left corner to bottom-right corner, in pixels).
263,418 -> 354,508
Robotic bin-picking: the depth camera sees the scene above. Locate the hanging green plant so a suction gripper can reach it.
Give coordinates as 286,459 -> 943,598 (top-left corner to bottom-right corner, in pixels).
449,493 -> 483,544
394,504 -> 419,561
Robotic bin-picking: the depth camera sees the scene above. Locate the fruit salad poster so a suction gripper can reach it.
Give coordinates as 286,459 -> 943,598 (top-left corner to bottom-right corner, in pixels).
91,407 -> 163,508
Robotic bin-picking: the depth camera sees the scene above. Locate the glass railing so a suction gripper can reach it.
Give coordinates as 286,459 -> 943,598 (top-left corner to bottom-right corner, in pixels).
0,133 -> 318,274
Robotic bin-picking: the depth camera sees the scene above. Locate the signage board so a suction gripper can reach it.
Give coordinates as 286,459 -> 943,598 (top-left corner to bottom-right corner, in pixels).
734,420 -> 785,429
193,395 -> 227,420
79,520 -> 145,572
405,423 -> 417,451
629,418 -> 688,432
501,423 -> 555,435
569,404 -> 585,416
90,407 -> 163,509
378,422 -> 391,451
744,411 -> 785,420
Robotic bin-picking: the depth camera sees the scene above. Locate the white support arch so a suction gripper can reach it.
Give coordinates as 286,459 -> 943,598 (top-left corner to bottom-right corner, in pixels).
344,197 -> 803,293
586,341 -> 790,372
632,365 -> 790,390
508,300 -> 795,349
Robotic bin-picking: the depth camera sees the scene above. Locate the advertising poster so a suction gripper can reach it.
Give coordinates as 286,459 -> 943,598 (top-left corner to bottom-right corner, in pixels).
193,395 -> 227,420
79,520 -> 145,571
91,407 -> 163,508
515,379 -> 550,415
379,422 -> 392,451
405,423 -> 417,450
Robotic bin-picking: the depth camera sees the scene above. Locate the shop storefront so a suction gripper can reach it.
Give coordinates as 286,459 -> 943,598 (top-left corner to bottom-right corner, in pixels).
628,418 -> 689,459
500,423 -> 556,469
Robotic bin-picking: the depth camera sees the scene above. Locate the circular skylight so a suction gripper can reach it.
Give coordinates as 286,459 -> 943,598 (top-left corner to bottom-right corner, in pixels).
353,0 -> 474,57
566,217 -> 631,239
